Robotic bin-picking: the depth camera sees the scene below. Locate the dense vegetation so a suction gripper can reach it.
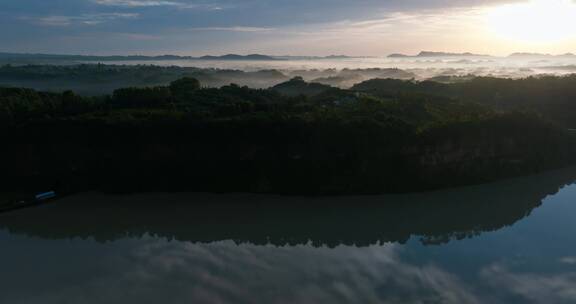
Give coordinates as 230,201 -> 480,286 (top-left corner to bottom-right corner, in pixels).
1,73 -> 575,195
4,64 -> 576,129
0,64 -> 289,95
0,64 -> 416,95
353,75 -> 576,128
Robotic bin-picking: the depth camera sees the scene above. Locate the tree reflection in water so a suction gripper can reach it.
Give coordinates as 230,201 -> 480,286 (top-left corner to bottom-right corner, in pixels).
1,166 -> 575,247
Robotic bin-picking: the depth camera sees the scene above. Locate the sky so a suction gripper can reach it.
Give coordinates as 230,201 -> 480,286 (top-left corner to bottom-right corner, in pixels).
1,0 -> 576,56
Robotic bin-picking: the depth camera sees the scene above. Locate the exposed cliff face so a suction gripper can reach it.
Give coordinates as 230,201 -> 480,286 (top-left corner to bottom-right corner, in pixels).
1,118 -> 575,195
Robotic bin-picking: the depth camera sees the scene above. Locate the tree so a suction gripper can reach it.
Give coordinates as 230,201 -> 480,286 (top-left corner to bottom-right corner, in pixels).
112,86 -> 171,107
169,77 -> 201,101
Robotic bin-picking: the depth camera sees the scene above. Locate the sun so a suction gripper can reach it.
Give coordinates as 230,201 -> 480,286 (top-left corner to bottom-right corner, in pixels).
485,0 -> 576,43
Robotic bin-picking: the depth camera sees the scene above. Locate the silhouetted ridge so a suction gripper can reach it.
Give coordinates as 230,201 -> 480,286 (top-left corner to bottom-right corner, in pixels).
271,77 -> 336,96
0,52 -> 280,62
417,51 -> 489,57
387,51 -> 490,58
199,54 -> 279,61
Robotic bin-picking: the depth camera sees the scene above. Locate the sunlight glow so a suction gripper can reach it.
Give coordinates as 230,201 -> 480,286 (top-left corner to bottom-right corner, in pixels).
486,0 -> 576,43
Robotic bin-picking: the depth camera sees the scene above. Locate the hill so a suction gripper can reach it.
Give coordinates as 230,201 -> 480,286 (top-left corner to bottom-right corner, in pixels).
1,77 -> 575,195
199,54 -> 279,61
388,51 -> 490,58
0,52 -> 280,63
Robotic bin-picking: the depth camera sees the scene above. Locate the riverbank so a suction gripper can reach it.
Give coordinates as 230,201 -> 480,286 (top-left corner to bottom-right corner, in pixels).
3,114 -> 575,195
2,165 -> 576,245
0,192 -> 57,213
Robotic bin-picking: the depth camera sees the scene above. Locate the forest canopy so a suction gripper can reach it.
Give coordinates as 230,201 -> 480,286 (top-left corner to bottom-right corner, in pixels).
1,73 -> 575,194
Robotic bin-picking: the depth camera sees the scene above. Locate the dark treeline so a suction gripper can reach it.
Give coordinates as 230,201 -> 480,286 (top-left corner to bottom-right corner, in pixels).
3,64 -> 576,128
353,75 -> 576,128
0,64 -> 289,95
1,75 -> 575,195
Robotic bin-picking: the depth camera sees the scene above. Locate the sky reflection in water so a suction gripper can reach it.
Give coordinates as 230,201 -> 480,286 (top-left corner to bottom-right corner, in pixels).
1,168 -> 576,303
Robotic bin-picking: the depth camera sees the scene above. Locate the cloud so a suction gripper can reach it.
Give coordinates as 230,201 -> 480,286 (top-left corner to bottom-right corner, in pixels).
232,7 -> 490,56
1,239 -> 482,304
1,0 -> 564,55
95,0 -> 184,6
188,26 -> 275,32
115,32 -> 163,40
481,262 -> 576,303
22,13 -> 139,26
560,257 -> 576,265
93,0 -> 225,10
325,7 -> 485,35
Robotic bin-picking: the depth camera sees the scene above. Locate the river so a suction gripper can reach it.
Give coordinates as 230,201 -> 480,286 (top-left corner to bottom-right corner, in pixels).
1,167 -> 576,303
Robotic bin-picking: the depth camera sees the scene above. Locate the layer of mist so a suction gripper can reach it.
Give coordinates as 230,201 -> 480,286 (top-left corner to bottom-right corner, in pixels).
3,55 -> 576,95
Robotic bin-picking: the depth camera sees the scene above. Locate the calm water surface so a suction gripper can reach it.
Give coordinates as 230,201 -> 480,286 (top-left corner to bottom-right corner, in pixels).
2,168 -> 576,303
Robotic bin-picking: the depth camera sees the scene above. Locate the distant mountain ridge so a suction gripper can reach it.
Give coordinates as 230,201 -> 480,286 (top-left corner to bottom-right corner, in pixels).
0,52 -> 372,64
0,52 -> 280,62
417,51 -> 490,57
388,51 -> 576,58
508,52 -> 576,58
199,54 -> 279,61
388,53 -> 411,58
0,52 -> 191,61
388,51 -> 491,58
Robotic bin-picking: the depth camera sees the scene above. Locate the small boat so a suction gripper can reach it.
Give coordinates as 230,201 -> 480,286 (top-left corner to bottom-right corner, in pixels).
35,191 -> 56,201
0,191 -> 57,214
